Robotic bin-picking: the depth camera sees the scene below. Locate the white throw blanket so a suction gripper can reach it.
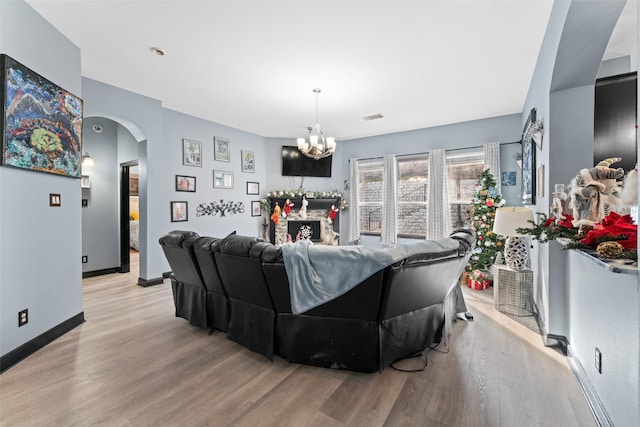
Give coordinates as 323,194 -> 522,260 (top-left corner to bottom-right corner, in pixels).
281,239 -> 460,314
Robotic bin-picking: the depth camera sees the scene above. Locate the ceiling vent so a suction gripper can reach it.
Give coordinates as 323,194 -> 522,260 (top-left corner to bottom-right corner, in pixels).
363,113 -> 384,121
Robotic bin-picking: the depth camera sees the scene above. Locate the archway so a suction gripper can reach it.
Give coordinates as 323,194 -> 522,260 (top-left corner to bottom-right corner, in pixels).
81,114 -> 147,281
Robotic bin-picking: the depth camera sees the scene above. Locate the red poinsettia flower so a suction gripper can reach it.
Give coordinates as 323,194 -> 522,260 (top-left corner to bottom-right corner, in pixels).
579,212 -> 637,249
558,214 -> 574,229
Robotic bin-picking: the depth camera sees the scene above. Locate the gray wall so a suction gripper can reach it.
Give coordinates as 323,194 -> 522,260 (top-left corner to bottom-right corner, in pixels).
80,117 -> 139,275
565,249 -> 638,427
264,137 -> 344,194
523,1 -> 638,425
81,77 -> 163,281
0,0 -> 83,356
83,79 -> 269,280
81,118 -> 119,273
499,142 -> 523,206
161,108 -> 268,244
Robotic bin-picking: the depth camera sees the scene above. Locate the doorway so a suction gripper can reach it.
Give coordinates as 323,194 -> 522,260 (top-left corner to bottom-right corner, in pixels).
120,161 -> 139,275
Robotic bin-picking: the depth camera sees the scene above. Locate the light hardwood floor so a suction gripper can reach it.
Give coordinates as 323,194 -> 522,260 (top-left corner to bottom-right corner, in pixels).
0,268 -> 596,426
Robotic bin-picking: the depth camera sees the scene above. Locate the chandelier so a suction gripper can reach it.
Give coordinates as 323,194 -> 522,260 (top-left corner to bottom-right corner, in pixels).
296,88 -> 336,160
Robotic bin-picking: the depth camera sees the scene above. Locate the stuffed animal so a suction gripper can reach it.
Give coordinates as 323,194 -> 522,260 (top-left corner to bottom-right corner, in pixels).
282,198 -> 294,218
621,166 -> 638,208
569,157 -> 625,228
298,197 -> 308,219
271,202 -> 281,225
327,204 -> 339,224
320,225 -> 340,245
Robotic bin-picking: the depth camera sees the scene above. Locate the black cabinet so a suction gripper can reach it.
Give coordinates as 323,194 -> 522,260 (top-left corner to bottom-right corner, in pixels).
594,72 -> 637,171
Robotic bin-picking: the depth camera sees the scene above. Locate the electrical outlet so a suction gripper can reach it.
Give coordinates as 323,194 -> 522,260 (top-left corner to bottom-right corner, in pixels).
82,255 -> 88,263
82,199 -> 88,207
18,309 -> 28,327
595,347 -> 602,374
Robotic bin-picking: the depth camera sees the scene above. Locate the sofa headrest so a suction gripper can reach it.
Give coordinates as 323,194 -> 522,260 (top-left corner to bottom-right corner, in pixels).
213,234 -> 269,258
159,230 -> 200,248
193,236 -> 220,252
395,247 -> 460,267
262,245 -> 283,263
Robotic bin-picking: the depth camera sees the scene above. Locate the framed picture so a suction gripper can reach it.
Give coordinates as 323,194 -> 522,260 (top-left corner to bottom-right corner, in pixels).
241,150 -> 255,173
175,175 -> 196,192
1,54 -> 83,178
305,192 -> 315,199
246,181 -> 259,195
81,175 -> 91,188
213,170 -> 234,189
214,136 -> 230,162
171,201 -> 188,222
183,139 -> 202,167
251,200 -> 261,217
501,171 -> 516,187
521,108 -> 537,205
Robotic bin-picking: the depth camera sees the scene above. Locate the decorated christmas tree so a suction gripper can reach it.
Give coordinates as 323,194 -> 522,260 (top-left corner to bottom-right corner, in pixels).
466,169 -> 506,276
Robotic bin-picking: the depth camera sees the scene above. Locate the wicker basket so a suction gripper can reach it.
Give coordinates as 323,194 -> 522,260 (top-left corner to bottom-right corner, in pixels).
492,265 -> 533,317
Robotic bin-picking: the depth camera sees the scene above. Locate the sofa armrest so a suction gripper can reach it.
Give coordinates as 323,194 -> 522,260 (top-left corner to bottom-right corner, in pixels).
449,228 -> 475,254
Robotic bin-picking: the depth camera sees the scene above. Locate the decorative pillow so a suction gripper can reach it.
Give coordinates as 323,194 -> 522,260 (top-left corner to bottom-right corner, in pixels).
130,211 -> 139,221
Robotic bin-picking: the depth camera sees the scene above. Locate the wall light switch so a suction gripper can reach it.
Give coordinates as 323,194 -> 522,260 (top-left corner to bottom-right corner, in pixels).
49,193 -> 61,207
82,199 -> 88,207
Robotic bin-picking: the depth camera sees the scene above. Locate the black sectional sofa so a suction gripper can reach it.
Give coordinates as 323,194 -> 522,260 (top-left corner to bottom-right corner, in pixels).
159,229 -> 475,372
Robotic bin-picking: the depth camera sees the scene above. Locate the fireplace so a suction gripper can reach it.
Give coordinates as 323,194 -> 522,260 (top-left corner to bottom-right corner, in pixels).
288,220 -> 321,242
269,197 -> 340,245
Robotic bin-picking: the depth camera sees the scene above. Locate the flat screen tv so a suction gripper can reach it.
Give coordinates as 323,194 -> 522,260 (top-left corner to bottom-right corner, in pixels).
281,146 -> 332,177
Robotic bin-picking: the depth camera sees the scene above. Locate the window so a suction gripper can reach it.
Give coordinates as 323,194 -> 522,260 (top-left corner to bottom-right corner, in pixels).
357,160 -> 383,234
355,149 -> 483,239
446,150 -> 484,228
396,155 -> 429,237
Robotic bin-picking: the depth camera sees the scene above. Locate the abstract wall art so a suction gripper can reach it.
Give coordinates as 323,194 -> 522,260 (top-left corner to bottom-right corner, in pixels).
1,54 -> 83,178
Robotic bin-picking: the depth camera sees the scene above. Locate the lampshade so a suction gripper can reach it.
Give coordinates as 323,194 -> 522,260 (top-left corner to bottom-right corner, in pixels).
493,206 -> 534,237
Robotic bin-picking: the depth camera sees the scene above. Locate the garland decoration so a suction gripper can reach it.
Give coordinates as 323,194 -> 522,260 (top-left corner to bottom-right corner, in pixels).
262,189 -> 348,213
517,211 -> 637,261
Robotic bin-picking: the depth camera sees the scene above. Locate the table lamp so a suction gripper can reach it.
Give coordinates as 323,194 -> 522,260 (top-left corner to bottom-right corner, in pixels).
493,206 -> 534,271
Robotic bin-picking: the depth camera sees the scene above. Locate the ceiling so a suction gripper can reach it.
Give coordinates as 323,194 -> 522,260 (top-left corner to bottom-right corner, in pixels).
24,1 -> 635,142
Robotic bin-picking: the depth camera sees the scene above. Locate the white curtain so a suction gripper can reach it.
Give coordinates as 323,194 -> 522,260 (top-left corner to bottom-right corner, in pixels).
426,148 -> 451,239
381,154 -> 397,245
347,158 -> 360,244
484,142 -> 501,192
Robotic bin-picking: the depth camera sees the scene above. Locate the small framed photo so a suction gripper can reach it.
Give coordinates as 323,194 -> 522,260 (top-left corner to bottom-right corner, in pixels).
251,200 -> 261,217
171,201 -> 188,222
305,191 -> 315,199
214,136 -> 230,162
246,181 -> 259,195
213,170 -> 234,189
81,175 -> 91,188
241,150 -> 255,173
183,139 -> 202,167
501,171 -> 516,187
175,175 -> 196,192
